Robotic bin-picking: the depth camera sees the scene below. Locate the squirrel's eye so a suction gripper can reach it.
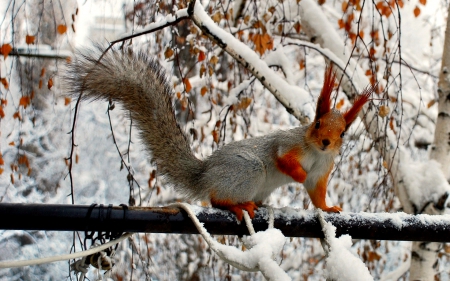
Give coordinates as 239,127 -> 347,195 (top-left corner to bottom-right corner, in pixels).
315,121 -> 320,129
340,132 -> 345,138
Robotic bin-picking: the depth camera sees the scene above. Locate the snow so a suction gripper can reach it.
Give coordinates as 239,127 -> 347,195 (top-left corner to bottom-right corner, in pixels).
322,221 -> 373,281
398,148 -> 450,211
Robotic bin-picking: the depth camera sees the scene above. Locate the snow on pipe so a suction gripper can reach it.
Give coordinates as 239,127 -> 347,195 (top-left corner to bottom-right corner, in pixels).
1,203 -> 450,242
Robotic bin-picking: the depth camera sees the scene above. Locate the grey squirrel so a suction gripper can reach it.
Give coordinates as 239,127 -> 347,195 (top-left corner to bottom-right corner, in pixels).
66,47 -> 372,221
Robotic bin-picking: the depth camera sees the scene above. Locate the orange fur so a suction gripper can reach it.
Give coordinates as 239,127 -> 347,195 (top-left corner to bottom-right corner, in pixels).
306,166 -> 342,212
210,197 -> 258,221
343,86 -> 373,130
316,66 -> 336,119
276,148 -> 307,183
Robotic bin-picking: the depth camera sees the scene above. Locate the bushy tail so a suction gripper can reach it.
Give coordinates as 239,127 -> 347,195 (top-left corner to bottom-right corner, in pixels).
65,46 -> 204,195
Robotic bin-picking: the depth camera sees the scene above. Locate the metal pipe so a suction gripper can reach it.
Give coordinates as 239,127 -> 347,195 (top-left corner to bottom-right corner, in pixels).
1,203 -> 449,242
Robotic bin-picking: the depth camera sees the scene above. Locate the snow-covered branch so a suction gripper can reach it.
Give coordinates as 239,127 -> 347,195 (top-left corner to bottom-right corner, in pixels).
189,0 -> 312,124
110,8 -> 191,44
3,203 -> 450,242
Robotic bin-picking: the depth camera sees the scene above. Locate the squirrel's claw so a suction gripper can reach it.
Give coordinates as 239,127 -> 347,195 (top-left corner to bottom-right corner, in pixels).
321,205 -> 342,213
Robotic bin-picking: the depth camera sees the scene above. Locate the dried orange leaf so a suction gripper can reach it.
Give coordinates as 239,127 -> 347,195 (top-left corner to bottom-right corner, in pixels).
252,32 -> 274,55
200,86 -> 208,96
341,1 -> 348,11
26,35 -> 35,45
1,44 -> 12,59
0,106 -> 4,118
419,0 -> 426,5
64,97 -> 71,106
210,56 -> 219,65
181,96 -> 188,110
1,78 -> 9,89
299,60 -> 305,70
57,24 -> 67,34
389,116 -> 396,133
19,96 -> 31,108
148,170 -> 156,188
336,99 -> 345,110
183,78 -> 192,93
48,78 -> 53,89
0,168 -> 3,175
40,68 -> 46,77
0,153 -> 4,165
164,47 -> 174,59
347,13 -> 355,22
9,141 -> 15,146
293,22 -> 301,34
200,64 -> 206,78
208,65 -> 214,76
413,6 -> 420,17
198,51 -> 206,62
212,12 -> 222,23
239,97 -> 252,109
376,1 -> 384,10
427,99 -> 436,108
18,155 -> 30,167
382,5 -> 392,17
349,32 -> 357,44
212,129 -> 220,143
378,105 -> 390,118
13,111 -> 21,120
367,251 -> 381,261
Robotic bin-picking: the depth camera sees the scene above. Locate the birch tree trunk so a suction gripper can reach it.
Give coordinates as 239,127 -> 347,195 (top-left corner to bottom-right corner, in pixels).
409,4 -> 450,281
430,5 -> 450,178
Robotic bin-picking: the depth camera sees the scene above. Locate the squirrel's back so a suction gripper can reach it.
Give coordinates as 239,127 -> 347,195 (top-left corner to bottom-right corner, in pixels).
65,46 -> 204,196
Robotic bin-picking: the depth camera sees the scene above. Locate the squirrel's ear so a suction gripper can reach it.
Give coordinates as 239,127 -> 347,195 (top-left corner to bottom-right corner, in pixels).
343,86 -> 373,131
315,65 -> 336,120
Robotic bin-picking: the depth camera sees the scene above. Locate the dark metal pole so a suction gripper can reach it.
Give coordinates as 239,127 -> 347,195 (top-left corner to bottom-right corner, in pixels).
1,203 -> 449,242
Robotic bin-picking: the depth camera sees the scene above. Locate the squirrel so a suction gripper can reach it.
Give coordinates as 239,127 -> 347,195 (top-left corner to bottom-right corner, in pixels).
65,47 -> 372,221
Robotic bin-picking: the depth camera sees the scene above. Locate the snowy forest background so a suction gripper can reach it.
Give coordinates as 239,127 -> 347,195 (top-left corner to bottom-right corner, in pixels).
1,0 -> 450,280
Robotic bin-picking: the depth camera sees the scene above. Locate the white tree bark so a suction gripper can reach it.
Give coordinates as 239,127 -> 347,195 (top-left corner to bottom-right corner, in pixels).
430,5 -> 450,179
410,4 -> 450,281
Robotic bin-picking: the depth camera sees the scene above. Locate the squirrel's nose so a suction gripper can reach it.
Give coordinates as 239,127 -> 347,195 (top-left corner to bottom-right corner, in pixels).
322,139 -> 330,147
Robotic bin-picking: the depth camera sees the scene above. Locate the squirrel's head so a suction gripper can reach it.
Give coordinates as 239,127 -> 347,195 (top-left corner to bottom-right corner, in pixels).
306,66 -> 372,153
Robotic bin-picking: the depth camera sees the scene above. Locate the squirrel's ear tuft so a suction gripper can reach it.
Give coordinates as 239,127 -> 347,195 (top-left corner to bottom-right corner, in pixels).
315,65 -> 336,120
343,85 -> 373,130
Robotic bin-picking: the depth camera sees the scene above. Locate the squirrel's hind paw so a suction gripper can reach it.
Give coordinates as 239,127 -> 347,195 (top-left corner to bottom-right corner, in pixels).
211,199 -> 258,221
